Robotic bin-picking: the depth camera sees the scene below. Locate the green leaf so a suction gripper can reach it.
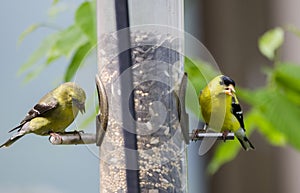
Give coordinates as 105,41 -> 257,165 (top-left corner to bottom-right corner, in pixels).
19,24 -> 88,81
52,0 -> 59,5
240,86 -> 298,148
208,140 -> 241,174
23,65 -> 44,83
18,33 -> 59,75
237,88 -> 271,107
273,63 -> 300,94
184,57 -> 218,93
64,42 -> 92,82
272,63 -> 300,105
46,25 -> 88,64
18,24 -> 41,45
75,1 -> 97,44
246,110 -> 286,146
263,92 -> 300,149
48,3 -> 68,18
258,27 -> 284,60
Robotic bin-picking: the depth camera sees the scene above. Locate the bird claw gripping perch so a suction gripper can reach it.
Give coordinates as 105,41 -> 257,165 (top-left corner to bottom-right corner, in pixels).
95,75 -> 109,146
49,132 -> 63,143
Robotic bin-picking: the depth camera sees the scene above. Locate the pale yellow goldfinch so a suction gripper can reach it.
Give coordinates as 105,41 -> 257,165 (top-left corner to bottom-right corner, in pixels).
0,82 -> 86,148
199,75 -> 254,150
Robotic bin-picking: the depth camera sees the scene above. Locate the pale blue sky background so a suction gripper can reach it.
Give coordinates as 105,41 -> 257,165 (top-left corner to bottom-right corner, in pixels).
0,1 -> 98,193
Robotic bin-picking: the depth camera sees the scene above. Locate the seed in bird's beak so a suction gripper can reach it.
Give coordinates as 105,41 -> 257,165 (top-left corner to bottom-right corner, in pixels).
224,84 -> 235,96
228,84 -> 236,93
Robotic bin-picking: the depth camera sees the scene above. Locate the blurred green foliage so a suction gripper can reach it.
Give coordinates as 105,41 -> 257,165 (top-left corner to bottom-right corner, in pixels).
184,57 -> 218,92
258,27 -> 284,61
19,0 -> 96,83
19,1 -> 300,175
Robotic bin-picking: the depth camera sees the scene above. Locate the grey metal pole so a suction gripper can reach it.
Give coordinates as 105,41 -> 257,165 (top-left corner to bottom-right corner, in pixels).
114,0 -> 140,192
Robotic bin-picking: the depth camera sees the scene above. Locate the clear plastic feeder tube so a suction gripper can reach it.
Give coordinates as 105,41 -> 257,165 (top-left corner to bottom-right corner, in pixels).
97,1 -> 186,192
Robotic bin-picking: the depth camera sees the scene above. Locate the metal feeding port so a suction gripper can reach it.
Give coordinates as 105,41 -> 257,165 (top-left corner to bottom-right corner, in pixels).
95,75 -> 109,147
178,72 -> 190,145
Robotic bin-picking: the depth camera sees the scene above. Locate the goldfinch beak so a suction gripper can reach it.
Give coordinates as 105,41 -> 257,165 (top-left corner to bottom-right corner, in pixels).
73,99 -> 86,114
224,84 -> 236,96
79,104 -> 86,114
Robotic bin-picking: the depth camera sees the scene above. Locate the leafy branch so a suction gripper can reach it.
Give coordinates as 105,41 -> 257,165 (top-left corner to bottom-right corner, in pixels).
19,0 -> 96,83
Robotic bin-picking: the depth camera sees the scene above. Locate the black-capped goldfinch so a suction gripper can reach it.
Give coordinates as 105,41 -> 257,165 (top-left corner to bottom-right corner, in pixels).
199,75 -> 254,150
0,82 -> 86,148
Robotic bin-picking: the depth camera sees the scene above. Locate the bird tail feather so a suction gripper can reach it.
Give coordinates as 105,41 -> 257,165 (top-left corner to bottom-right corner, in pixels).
0,133 -> 25,148
235,128 -> 255,151
237,136 -> 255,151
8,124 -> 23,133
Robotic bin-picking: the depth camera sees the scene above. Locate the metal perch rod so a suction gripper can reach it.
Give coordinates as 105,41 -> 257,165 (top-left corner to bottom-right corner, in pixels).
49,132 -> 96,145
48,130 -> 234,145
190,130 -> 235,141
